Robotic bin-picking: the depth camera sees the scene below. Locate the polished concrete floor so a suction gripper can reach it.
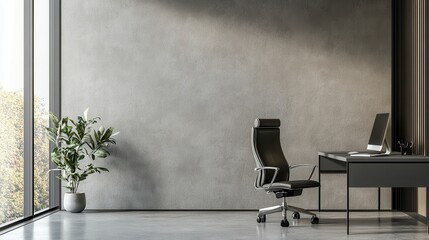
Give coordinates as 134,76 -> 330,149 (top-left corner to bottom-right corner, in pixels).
0,211 -> 428,240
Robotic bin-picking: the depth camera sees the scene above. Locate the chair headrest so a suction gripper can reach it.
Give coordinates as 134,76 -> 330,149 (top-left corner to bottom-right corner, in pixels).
254,118 -> 281,128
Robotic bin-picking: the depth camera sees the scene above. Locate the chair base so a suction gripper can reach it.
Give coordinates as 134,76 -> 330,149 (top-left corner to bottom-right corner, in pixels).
257,197 -> 318,227
257,204 -> 317,218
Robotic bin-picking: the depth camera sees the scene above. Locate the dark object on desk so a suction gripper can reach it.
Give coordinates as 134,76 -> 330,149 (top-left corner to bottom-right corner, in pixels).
400,146 -> 413,155
251,118 -> 320,227
345,113 -> 392,157
367,113 -> 391,153
398,141 -> 413,155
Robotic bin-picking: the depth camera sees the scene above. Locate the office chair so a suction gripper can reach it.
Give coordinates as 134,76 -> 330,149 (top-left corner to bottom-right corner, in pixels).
251,118 -> 320,227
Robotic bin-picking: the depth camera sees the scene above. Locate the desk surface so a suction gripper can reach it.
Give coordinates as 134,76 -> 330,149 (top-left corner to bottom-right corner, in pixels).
319,151 -> 429,162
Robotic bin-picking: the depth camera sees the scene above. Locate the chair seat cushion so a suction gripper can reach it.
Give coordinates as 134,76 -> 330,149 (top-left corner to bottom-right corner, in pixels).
263,180 -> 320,190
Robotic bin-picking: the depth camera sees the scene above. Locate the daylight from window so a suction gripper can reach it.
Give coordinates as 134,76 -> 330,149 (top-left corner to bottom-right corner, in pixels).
0,0 -> 51,225
0,0 -> 25,225
34,0 -> 50,213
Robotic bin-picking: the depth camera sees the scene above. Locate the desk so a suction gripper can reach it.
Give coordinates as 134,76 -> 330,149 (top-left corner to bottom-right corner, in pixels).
318,151 -> 429,234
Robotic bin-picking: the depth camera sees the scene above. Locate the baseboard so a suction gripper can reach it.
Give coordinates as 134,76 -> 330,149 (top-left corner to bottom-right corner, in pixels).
82,208 -> 393,212
82,209 -> 258,212
317,209 -> 393,212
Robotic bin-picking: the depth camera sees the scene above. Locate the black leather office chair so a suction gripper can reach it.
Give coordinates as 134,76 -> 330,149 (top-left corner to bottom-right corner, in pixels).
251,118 -> 320,227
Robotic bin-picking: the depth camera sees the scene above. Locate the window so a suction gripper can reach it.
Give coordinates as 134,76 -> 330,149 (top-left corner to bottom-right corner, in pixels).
0,0 -> 25,225
34,0 -> 51,213
0,0 -> 60,229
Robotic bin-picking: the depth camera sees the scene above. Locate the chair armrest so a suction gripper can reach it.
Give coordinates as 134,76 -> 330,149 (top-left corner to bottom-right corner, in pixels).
254,167 -> 279,190
289,164 -> 318,180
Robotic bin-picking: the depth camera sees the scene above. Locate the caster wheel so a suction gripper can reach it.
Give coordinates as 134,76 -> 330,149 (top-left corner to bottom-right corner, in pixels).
311,216 -> 319,224
292,212 -> 300,219
257,215 -> 266,223
280,219 -> 290,227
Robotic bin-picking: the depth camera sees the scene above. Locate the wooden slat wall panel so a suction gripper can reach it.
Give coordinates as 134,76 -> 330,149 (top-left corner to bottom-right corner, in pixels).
392,0 -> 428,214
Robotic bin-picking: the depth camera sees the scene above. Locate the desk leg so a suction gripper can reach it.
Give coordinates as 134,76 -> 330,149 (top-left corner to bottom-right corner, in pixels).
318,156 -> 321,212
378,187 -> 381,211
347,163 -> 350,235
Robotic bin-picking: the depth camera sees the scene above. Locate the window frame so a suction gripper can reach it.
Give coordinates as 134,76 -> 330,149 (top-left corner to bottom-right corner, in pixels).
49,0 -> 61,210
0,0 -> 61,232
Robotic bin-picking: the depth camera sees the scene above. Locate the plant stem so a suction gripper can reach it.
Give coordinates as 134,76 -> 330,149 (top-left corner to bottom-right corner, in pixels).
75,180 -> 80,193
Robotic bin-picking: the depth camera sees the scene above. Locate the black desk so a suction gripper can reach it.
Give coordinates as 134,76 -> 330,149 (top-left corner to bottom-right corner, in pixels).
318,151 -> 429,234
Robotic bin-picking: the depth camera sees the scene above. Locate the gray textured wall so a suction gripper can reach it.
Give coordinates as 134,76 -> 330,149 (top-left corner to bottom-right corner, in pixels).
62,0 -> 391,209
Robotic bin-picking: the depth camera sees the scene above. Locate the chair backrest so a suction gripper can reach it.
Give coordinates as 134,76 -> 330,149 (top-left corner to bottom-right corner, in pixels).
251,119 -> 290,185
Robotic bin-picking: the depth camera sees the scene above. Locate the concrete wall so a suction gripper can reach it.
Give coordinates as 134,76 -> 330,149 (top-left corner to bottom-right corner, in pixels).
61,0 -> 391,209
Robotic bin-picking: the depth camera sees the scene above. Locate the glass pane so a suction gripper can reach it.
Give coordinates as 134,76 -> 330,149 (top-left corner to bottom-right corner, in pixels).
34,0 -> 50,213
0,0 -> 25,226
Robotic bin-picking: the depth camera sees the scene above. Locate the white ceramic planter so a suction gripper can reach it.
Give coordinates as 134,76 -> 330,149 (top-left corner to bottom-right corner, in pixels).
64,192 -> 86,213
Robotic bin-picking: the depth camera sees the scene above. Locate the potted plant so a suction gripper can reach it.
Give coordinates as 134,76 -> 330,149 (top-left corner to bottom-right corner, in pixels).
46,109 -> 118,213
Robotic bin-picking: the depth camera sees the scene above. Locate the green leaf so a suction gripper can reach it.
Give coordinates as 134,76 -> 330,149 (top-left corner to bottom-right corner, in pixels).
101,127 -> 113,141
88,135 -> 95,149
46,134 -> 56,144
46,127 -> 57,135
50,112 -> 59,128
94,149 -> 108,158
69,119 -> 77,127
94,130 -> 100,143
